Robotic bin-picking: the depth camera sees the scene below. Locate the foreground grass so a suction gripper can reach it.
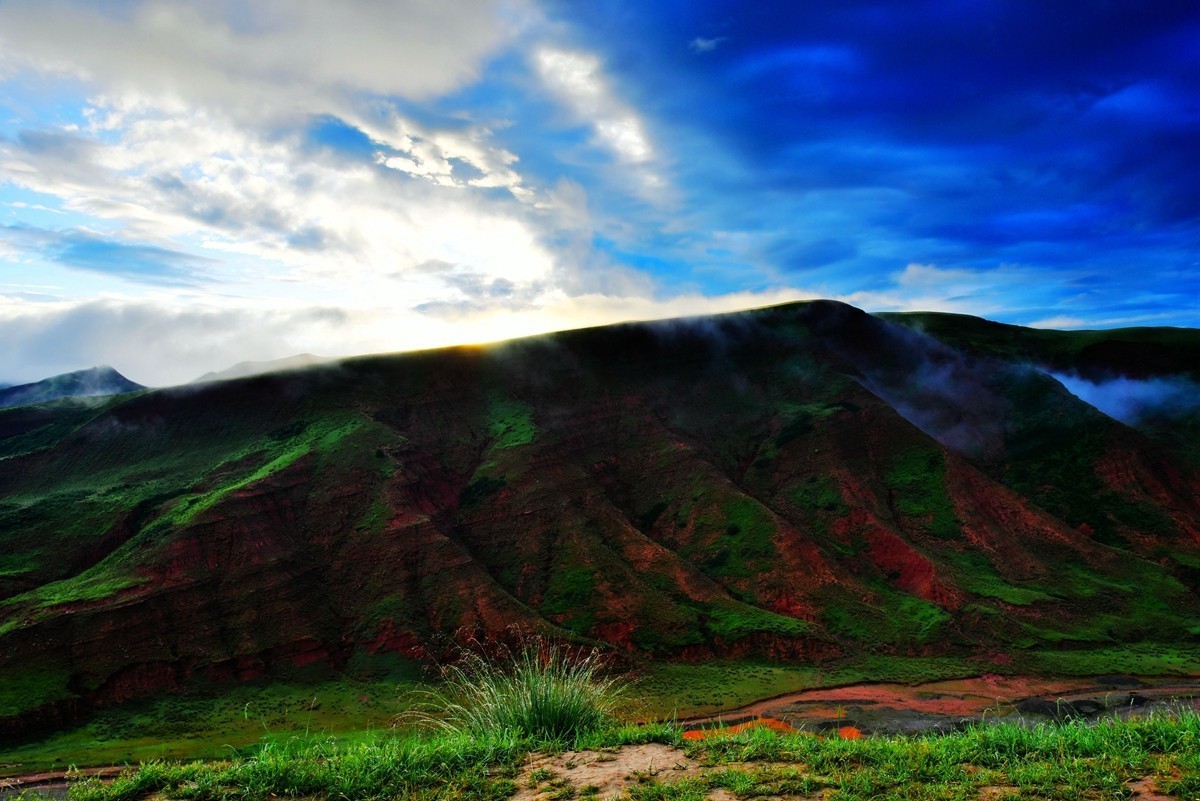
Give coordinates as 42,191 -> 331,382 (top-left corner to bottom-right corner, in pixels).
57,711 -> 1200,801
1,664 -> 423,774
683,713 -> 1200,800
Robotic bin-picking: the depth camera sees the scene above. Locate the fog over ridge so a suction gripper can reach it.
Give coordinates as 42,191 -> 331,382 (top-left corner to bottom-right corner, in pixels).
1047,371 -> 1200,426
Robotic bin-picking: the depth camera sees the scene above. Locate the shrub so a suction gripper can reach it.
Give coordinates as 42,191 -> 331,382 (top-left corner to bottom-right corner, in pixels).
408,635 -> 623,745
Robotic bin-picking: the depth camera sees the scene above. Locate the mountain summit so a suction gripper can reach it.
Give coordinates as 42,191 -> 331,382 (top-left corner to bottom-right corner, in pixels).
0,365 -> 144,409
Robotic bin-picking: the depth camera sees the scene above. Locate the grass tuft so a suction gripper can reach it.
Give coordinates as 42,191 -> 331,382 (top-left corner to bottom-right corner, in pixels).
404,636 -> 624,747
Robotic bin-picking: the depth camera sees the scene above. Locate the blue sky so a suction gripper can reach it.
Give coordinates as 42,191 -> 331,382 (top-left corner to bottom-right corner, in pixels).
0,0 -> 1196,384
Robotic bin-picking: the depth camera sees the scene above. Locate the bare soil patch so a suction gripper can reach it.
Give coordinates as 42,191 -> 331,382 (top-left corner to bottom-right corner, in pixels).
513,743 -> 700,800
1125,776 -> 1178,800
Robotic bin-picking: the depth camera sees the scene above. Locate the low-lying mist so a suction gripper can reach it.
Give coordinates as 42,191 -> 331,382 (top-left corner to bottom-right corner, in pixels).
1047,372 -> 1200,426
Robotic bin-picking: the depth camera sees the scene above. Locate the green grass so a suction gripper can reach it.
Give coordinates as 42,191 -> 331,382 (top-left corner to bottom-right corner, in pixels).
161,416 -> 364,529
406,637 -> 623,745
632,662 -> 827,719
59,708 -> 1200,801
69,730 -> 528,801
884,447 -> 960,540
1018,643 -> 1200,676
487,395 -> 537,450
21,570 -> 146,609
789,474 -> 847,514
0,550 -> 38,578
630,655 -> 973,720
540,567 -> 598,634
679,713 -> 1200,800
1,659 -> 424,774
821,587 -> 953,645
688,496 -> 778,581
0,663 -> 75,717
943,552 -> 1057,606
701,602 -> 812,642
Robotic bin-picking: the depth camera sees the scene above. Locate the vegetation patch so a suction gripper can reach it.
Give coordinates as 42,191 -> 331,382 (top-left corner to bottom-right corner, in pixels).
0,550 -> 38,578
693,497 -> 777,580
0,663 -> 74,717
822,588 -> 951,645
160,416 -> 365,529
2,658 -> 424,773
2,563 -> 146,611
407,637 -> 622,745
944,551 -> 1056,606
885,447 -> 960,539
700,602 -> 811,642
1018,643 -> 1200,677
775,401 -> 845,447
540,567 -> 597,635
633,662 -> 826,719
487,395 -> 537,450
789,474 -> 846,514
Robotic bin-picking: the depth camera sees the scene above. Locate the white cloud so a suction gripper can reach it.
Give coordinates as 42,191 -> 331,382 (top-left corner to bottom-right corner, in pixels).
0,295 -> 355,386
834,262 -> 1159,330
0,1 -> 583,329
0,0 -> 524,119
895,262 -> 987,288
533,46 -> 662,194
364,109 -> 527,194
837,262 -> 1050,318
1,89 -> 559,300
689,37 -> 728,54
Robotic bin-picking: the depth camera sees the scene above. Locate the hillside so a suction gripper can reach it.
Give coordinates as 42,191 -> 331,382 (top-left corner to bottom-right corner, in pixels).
0,366 -> 144,409
1,300 -> 1198,740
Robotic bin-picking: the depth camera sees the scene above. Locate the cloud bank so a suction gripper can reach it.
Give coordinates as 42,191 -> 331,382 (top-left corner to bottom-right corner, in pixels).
1049,372 -> 1200,426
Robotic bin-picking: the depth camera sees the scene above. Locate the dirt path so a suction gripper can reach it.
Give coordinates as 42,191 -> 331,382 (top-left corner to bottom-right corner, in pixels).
680,674 -> 1200,736
0,767 -> 125,801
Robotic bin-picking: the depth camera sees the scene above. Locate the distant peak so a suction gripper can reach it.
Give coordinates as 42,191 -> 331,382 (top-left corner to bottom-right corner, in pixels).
0,365 -> 145,409
192,353 -> 333,384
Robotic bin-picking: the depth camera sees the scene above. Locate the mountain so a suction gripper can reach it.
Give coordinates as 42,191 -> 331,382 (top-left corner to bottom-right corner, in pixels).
0,366 -> 144,409
192,354 -> 332,384
1,301 -> 1198,739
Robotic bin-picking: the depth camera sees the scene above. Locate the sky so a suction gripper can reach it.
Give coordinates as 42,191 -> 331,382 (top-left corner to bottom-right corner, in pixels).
0,1 -> 1196,386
